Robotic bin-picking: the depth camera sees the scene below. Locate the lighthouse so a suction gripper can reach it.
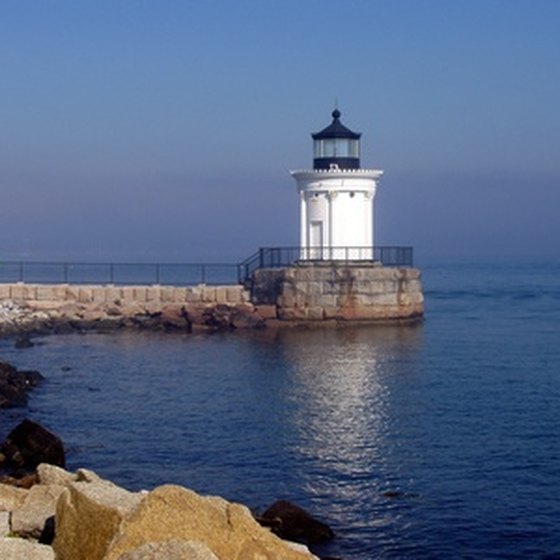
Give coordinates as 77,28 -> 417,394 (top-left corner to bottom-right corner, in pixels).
291,110 -> 383,260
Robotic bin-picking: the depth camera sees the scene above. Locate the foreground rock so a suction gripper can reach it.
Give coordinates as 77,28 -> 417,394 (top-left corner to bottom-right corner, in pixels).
0,463 -> 325,559
11,483 -> 67,539
0,537 -> 55,560
260,500 -> 334,544
0,420 -> 65,475
116,539 -> 219,560
55,482 -> 317,560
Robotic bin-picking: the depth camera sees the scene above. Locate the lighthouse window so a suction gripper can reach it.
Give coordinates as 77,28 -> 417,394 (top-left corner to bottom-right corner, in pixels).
314,139 -> 359,158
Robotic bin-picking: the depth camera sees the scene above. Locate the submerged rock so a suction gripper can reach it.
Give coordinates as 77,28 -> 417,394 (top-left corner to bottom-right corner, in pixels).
0,362 -> 44,408
15,336 -> 35,349
259,500 -> 334,544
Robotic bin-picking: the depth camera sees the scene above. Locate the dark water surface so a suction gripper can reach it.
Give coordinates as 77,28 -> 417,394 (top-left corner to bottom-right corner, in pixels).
1,261 -> 560,559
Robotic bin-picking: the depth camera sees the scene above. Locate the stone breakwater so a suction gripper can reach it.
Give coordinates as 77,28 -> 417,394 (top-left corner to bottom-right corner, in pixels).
0,264 -> 423,335
0,284 -> 261,335
0,463 -> 321,560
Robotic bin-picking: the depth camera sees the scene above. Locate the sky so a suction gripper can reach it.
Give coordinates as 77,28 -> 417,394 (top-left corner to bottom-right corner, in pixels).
1,0 -> 559,264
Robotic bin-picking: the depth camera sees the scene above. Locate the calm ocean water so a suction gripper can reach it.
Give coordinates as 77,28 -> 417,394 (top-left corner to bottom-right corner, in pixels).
1,260 -> 559,559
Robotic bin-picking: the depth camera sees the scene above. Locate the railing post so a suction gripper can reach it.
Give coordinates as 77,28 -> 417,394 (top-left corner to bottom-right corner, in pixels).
201,264 -> 206,284
64,263 -> 68,283
155,264 -> 160,284
109,263 -> 114,284
19,262 -> 23,282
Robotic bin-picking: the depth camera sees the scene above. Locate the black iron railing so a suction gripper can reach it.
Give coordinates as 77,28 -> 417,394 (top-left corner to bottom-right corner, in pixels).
238,246 -> 413,283
0,246 -> 413,286
0,262 -> 240,286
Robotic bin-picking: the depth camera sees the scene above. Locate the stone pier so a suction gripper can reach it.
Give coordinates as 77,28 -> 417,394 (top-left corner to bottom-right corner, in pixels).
250,262 -> 423,323
0,263 -> 423,334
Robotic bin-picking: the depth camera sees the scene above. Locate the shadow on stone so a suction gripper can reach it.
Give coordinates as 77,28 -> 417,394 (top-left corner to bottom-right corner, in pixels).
39,515 -> 56,545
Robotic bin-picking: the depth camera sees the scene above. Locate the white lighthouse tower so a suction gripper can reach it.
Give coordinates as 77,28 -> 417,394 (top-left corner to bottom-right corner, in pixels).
291,110 -> 383,260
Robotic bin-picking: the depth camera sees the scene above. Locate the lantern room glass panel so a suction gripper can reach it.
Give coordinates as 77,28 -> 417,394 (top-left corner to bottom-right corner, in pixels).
313,138 -> 360,158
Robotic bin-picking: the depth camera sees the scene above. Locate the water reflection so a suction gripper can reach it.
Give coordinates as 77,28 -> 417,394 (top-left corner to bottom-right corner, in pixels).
1,325 -> 422,558
272,326 -> 422,551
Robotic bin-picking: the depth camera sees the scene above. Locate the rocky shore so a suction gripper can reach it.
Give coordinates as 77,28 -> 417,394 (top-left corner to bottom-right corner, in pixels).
0,418 -> 338,560
0,462 -> 333,560
0,298 -> 265,337
0,362 -> 340,559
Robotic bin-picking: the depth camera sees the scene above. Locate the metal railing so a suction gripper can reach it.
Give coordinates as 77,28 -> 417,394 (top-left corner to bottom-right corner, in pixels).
238,246 -> 413,283
0,246 -> 413,287
0,262 -> 240,286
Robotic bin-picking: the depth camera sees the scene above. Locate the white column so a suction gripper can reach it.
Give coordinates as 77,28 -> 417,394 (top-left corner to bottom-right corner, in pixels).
327,190 -> 334,259
299,191 -> 308,259
365,191 -> 374,259
300,192 -> 307,248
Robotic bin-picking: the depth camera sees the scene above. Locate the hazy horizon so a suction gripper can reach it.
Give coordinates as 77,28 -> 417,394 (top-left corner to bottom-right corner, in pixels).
2,1 -> 559,265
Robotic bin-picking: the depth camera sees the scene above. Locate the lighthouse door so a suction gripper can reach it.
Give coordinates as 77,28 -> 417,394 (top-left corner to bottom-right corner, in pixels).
309,220 -> 323,259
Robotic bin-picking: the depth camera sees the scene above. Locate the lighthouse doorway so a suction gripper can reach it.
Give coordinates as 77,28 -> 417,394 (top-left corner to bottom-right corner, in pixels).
309,220 -> 323,259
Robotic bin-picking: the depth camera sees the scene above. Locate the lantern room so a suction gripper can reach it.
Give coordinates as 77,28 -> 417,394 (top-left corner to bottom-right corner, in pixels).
312,109 -> 361,170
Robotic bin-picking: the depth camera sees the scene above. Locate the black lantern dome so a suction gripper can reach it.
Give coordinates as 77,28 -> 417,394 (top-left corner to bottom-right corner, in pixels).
312,109 -> 361,170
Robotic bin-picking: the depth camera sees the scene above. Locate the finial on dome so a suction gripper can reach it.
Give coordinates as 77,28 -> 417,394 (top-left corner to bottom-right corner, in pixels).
332,109 -> 341,120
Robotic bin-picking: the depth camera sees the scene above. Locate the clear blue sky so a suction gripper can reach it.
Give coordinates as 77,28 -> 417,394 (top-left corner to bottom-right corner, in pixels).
1,0 -> 559,263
